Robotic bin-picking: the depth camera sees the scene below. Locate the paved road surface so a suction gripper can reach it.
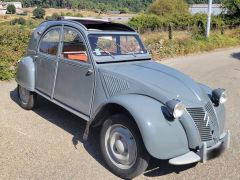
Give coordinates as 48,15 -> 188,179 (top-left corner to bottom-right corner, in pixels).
0,48 -> 240,179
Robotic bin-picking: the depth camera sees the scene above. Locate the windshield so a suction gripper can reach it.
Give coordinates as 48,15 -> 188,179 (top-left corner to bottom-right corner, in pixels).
88,34 -> 148,61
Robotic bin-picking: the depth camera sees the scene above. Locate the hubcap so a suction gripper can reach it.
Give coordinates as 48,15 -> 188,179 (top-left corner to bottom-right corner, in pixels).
105,124 -> 137,169
19,86 -> 29,105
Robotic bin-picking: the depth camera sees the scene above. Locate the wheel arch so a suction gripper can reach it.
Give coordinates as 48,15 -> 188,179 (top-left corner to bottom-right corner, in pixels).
91,102 -> 136,128
91,94 -> 190,160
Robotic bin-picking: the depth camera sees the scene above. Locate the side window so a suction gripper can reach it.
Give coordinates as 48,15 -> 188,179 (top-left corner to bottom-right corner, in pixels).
62,28 -> 88,63
39,28 -> 60,56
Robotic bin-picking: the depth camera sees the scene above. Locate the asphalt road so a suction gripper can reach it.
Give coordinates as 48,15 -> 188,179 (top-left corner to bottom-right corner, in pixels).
0,48 -> 240,180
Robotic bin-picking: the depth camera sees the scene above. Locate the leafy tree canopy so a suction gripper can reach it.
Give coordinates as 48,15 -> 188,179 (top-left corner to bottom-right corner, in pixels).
7,4 -> 16,14
222,0 -> 240,16
147,0 -> 190,17
2,0 -> 154,12
33,7 -> 45,19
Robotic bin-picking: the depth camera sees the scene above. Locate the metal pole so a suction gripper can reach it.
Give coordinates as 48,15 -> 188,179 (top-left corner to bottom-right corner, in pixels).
206,0 -> 213,37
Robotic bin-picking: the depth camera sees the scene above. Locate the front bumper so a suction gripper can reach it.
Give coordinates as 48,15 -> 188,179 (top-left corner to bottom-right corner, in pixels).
169,130 -> 230,165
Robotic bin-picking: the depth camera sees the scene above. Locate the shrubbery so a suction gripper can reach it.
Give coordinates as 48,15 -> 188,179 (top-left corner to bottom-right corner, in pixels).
0,26 -> 32,80
128,13 -> 225,34
10,18 -> 27,25
7,4 -> 16,14
33,7 -> 45,19
144,29 -> 240,60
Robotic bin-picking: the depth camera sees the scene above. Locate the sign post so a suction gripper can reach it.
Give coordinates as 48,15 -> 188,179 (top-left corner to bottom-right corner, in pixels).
206,0 -> 213,37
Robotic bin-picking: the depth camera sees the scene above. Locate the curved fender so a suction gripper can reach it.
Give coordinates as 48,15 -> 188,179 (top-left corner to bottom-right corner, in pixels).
108,94 -> 189,160
16,56 -> 35,91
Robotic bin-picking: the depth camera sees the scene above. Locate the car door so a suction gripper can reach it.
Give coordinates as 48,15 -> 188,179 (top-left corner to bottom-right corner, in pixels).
35,27 -> 61,97
53,27 -> 94,116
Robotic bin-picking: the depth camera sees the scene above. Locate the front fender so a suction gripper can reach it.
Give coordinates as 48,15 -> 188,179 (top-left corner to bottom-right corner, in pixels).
16,56 -> 35,91
106,94 -> 189,159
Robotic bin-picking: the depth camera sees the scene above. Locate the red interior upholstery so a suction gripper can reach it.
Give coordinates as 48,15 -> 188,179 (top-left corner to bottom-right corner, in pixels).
63,44 -> 88,62
66,54 -> 88,62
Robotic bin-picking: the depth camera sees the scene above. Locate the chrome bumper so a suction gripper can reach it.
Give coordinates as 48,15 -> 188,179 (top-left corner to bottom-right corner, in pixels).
197,130 -> 230,163
169,130 -> 230,165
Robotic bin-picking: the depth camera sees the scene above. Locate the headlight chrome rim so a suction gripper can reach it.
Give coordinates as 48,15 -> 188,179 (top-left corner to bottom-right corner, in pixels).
212,88 -> 227,105
166,100 -> 186,119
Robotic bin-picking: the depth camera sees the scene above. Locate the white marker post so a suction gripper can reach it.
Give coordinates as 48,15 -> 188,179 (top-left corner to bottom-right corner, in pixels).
206,0 -> 213,37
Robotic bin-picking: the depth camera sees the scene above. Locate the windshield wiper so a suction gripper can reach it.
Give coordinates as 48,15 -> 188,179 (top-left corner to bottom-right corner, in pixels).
115,43 -> 137,57
94,43 -> 115,59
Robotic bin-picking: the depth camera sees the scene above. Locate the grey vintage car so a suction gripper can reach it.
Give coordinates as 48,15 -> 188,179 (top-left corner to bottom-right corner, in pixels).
16,17 -> 230,179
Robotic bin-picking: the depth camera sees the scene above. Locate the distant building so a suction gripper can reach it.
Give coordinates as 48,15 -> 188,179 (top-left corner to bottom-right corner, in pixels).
0,4 -> 6,14
189,4 -> 226,15
108,11 -> 121,14
0,1 -> 22,14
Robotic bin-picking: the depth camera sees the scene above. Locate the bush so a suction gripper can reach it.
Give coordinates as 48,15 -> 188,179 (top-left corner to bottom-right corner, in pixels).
0,26 -> 32,80
147,0 -> 190,18
46,13 -> 61,20
75,13 -> 83,17
33,7 -> 45,19
7,4 -> 16,14
144,30 -> 240,60
10,18 -> 27,25
65,12 -> 73,16
128,14 -> 166,32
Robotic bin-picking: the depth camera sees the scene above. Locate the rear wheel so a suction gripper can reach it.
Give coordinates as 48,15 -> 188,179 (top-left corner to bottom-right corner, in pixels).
100,114 -> 150,179
17,85 -> 37,110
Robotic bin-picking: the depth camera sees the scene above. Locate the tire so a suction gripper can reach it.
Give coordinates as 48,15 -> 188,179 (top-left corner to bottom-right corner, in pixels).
100,114 -> 150,179
17,85 -> 37,110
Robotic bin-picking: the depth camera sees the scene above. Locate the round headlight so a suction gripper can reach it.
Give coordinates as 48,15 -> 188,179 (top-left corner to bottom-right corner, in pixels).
219,91 -> 227,104
212,88 -> 227,105
166,100 -> 186,119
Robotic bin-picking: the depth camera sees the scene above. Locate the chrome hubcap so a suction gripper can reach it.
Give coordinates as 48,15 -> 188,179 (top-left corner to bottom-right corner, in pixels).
19,86 -> 29,104
105,124 -> 137,169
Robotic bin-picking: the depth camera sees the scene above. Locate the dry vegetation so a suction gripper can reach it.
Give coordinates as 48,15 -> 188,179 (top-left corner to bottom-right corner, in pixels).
142,28 -> 240,60
0,9 -> 240,80
21,7 -> 136,18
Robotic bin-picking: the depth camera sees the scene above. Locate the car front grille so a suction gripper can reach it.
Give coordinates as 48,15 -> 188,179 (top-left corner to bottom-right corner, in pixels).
187,105 -> 213,142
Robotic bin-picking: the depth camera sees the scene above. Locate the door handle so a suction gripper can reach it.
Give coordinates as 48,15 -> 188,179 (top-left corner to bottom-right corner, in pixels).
86,69 -> 94,76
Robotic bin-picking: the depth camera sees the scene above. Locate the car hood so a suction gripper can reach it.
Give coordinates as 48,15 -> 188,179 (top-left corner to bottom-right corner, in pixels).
99,61 -> 210,106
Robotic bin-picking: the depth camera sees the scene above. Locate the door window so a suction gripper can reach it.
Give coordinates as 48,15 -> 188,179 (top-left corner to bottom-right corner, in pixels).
39,28 -> 61,56
62,28 -> 88,63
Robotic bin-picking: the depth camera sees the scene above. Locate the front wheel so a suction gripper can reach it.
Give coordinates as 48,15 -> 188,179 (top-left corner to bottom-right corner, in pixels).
17,85 -> 37,110
100,114 -> 150,179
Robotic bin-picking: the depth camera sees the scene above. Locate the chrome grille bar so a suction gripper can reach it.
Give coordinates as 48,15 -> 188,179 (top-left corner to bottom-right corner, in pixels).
187,106 -> 213,142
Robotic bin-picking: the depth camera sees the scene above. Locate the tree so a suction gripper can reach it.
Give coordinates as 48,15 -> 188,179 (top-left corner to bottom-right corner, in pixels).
147,0 -> 190,18
7,4 -> 16,14
222,0 -> 240,16
33,7 -> 45,19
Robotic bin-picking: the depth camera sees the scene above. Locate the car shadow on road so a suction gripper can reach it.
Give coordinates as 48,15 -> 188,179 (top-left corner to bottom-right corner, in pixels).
10,88 -> 106,169
231,52 -> 240,60
144,160 -> 197,177
10,88 -> 197,178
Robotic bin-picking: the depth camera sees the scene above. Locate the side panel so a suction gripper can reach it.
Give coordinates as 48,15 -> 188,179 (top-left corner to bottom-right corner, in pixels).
16,56 -> 35,91
35,53 -> 58,96
101,94 -> 189,160
54,59 -> 94,116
